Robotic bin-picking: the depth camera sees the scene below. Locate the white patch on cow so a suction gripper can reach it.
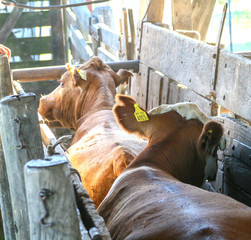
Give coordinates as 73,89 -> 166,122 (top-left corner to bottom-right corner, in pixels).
148,102 -> 210,124
103,166 -> 155,199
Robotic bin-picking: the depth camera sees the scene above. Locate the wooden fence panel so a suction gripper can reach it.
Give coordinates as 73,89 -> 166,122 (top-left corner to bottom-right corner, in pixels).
141,23 -> 251,121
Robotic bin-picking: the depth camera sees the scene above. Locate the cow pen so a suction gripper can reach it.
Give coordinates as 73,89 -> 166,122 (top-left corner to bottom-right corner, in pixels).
0,0 -> 251,239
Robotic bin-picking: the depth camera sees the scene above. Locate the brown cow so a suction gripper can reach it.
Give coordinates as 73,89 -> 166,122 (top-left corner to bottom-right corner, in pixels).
98,95 -> 251,240
38,57 -> 146,207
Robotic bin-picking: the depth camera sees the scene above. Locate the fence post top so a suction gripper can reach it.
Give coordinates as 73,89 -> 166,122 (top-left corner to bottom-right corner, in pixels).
25,155 -> 69,168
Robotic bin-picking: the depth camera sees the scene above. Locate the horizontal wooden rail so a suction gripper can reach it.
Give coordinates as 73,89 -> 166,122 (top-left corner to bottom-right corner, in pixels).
12,60 -> 140,82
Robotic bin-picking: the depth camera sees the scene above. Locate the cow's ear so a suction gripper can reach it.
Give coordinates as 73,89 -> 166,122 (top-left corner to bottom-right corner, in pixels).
115,69 -> 133,87
198,121 -> 225,182
113,95 -> 149,139
198,121 -> 224,154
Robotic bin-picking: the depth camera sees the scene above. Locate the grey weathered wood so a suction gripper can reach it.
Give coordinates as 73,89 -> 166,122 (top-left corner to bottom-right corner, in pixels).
97,23 -> 120,52
131,63 -> 149,109
147,70 -> 161,110
159,76 -> 169,105
70,25 -> 94,62
168,81 -> 213,117
0,55 -> 16,240
24,155 -> 81,240
146,0 -> 164,23
122,8 -> 129,60
50,0 -> 66,65
140,23 -> 251,121
192,0 -> 216,40
214,116 -> 251,157
0,0 -> 28,44
97,47 -> 120,62
172,0 -> 192,30
0,93 -> 44,240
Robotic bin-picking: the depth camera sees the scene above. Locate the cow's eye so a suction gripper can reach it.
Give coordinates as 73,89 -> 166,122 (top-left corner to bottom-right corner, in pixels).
60,82 -> 64,88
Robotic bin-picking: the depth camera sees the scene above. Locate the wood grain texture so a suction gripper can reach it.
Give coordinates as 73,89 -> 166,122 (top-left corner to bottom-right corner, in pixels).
24,156 -> 81,240
0,55 -> 16,240
140,23 -> 251,121
0,93 -> 44,240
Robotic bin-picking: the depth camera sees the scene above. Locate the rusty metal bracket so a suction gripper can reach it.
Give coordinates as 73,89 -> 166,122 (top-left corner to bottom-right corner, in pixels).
212,3 -> 228,90
40,188 -> 55,228
14,118 -> 23,149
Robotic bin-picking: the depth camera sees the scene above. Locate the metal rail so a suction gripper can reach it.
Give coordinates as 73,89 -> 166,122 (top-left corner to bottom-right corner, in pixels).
12,60 -> 140,82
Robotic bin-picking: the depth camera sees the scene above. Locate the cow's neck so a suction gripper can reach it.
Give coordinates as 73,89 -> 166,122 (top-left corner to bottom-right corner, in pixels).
74,86 -> 116,129
127,135 -> 204,187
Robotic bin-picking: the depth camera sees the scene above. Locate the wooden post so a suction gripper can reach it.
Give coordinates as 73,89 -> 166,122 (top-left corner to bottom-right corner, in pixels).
146,0 -> 165,23
0,55 -> 16,240
0,93 -> 44,240
172,0 -> 192,30
24,155 -> 81,240
50,0 -> 66,64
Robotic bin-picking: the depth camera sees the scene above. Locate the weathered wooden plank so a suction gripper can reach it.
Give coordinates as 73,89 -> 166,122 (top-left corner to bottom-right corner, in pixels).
69,0 -> 92,33
96,23 -> 120,52
0,0 -> 29,44
215,51 -> 251,122
140,23 -> 251,121
69,25 -> 94,62
214,116 -> 251,157
0,11 -> 50,29
50,0 -> 65,65
159,76 -> 169,105
191,0 -> 216,40
10,60 -> 54,69
0,93 -> 44,240
172,0 -> 192,30
97,47 -> 120,62
6,37 -> 52,56
147,70 -> 161,111
24,156 -> 81,240
224,157 -> 251,196
0,55 -> 16,240
146,0 -> 165,23
168,81 -> 213,117
64,8 -> 89,40
131,63 -> 149,109
224,176 -> 251,207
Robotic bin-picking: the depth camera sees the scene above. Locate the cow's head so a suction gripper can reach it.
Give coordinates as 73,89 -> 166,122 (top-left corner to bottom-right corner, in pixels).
38,57 -> 133,130
113,95 -> 226,186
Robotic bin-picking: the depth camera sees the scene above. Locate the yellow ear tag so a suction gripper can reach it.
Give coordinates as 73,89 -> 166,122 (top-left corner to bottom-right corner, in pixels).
134,103 -> 149,122
77,69 -> 87,81
207,129 -> 213,136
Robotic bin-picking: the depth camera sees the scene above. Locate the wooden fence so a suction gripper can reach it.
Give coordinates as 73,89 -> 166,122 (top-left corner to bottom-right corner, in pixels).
130,19 -> 251,206
0,55 -> 111,240
0,0 -> 65,69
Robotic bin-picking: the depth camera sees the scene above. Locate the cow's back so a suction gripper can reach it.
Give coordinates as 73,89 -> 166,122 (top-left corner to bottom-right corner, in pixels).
67,114 -> 146,207
98,166 -> 251,240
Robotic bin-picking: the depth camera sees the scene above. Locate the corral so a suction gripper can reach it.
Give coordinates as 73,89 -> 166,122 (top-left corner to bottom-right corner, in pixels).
0,0 -> 251,239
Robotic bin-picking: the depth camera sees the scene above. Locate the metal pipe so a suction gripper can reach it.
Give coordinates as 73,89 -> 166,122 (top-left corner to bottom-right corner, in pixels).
12,60 -> 140,82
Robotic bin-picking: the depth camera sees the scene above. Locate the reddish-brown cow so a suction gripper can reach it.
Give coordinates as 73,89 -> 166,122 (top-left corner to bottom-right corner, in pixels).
98,95 -> 251,240
38,57 -> 146,207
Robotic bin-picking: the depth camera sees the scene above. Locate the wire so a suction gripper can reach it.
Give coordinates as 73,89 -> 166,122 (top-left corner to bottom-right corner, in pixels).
1,0 -> 111,10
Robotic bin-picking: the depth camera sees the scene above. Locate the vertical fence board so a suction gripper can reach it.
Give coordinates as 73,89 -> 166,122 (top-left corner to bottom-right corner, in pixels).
147,70 -> 161,110
0,93 -> 44,240
131,63 -> 149,109
0,55 -> 15,240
